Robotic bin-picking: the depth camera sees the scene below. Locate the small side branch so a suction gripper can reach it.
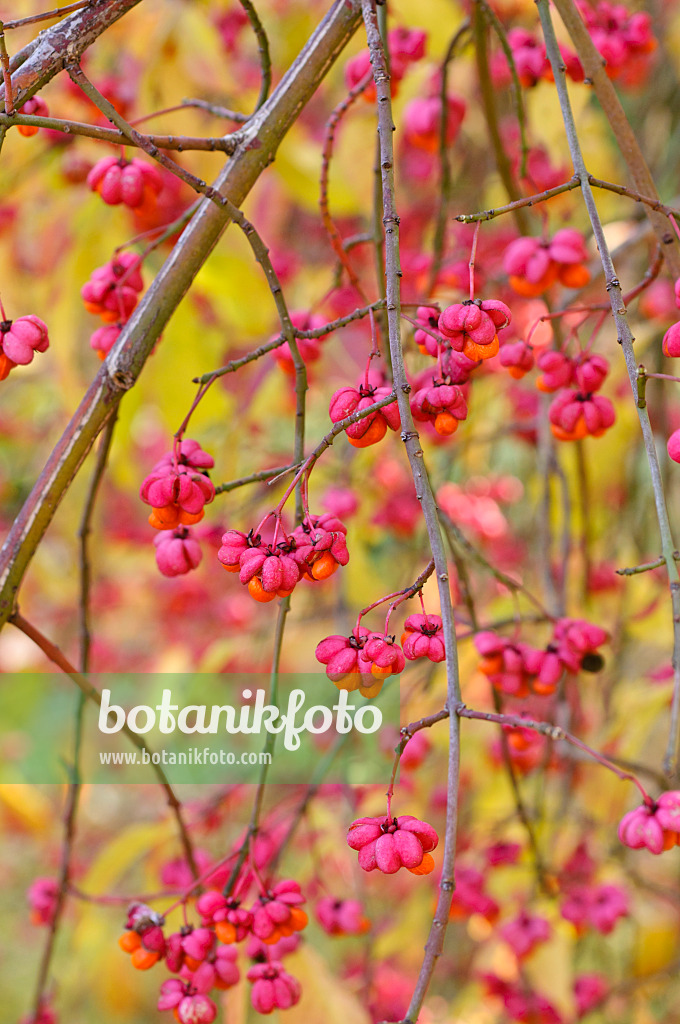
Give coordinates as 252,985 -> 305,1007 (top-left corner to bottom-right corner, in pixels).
471,1 -> 528,233
238,0 -> 272,111
0,111 -> 240,152
456,177 -> 581,222
3,2 -> 92,31
193,299 -> 386,385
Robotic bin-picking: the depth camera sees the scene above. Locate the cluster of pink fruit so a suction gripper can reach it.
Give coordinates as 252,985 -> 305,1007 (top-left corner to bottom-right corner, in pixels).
474,618 -> 608,698
346,814 -> 439,875
326,298 -> 510,450
535,350 -> 615,442
578,0 -> 657,86
328,368 -> 401,447
503,230 -> 591,297
27,833 -> 383,1021
118,880 -> 307,1021
315,612 -> 445,698
139,439 -> 216,577
489,2 -> 656,91
490,26 -> 582,88
81,252 -> 145,360
218,512 -> 349,602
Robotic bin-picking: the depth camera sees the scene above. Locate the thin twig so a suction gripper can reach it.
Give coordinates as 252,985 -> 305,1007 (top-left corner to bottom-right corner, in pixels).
616,555 -> 676,577
537,0 -> 680,778
0,22 -> 14,115
0,110 -> 240,151
215,463 -> 297,495
589,176 -> 680,221
427,20 -> 470,292
478,0 -> 529,178
456,177 -> 581,222
319,71 -> 372,300
456,703 -> 651,801
221,597 -> 290,897
575,440 -> 591,601
471,2 -> 528,233
238,0 -> 271,112
362,4 -> 462,1020
66,63 -> 238,202
4,2 -> 91,30
29,411 -> 118,1021
397,702 -> 652,802
181,97 -> 249,123
272,391 -> 400,513
78,414 -> 117,670
193,299 -> 386,384
440,526 -> 551,891
442,513 -> 552,619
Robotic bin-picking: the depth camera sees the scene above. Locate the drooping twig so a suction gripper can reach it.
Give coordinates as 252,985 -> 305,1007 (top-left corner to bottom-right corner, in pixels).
588,176 -> 680,222
29,411 -> 118,1022
471,2 -> 528,233
0,21 -> 14,115
394,699 -> 654,802
361,4 -> 463,1019
478,0 -> 529,178
320,72 -> 372,300
221,597 -> 290,897
238,0 -> 271,112
536,0 -> 680,780
456,703 -> 652,802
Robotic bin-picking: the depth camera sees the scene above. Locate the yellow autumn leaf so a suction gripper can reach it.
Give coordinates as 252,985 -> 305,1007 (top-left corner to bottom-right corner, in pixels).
0,782 -> 53,831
